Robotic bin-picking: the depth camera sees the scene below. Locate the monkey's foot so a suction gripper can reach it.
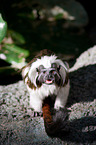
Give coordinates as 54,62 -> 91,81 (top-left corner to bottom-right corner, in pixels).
33,111 -> 43,117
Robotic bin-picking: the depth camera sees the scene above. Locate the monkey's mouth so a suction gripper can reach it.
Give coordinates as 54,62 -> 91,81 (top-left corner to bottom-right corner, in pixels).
45,79 -> 54,85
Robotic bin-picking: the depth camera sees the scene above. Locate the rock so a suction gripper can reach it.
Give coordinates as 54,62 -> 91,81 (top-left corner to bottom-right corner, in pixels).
69,45 -> 96,72
0,46 -> 96,144
30,0 -> 89,27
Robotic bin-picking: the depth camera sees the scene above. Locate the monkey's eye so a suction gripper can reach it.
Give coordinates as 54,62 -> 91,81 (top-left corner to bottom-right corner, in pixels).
39,65 -> 44,70
37,65 -> 45,72
43,71 -> 46,74
52,70 -> 55,74
51,63 -> 57,68
50,70 -> 55,74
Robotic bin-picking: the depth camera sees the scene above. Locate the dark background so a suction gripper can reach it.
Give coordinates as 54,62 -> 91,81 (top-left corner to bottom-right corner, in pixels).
0,0 -> 96,85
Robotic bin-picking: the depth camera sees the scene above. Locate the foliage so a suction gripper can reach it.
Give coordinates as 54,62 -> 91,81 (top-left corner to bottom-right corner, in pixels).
0,14 -> 7,43
0,14 -> 29,69
0,14 -> 29,79
1,44 -> 29,68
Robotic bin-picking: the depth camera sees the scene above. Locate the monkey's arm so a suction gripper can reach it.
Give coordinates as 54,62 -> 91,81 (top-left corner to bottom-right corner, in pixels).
30,95 -> 43,112
54,82 -> 70,110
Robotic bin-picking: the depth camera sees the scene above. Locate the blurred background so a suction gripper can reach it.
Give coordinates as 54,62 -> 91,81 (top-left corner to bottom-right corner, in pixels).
0,0 -> 96,85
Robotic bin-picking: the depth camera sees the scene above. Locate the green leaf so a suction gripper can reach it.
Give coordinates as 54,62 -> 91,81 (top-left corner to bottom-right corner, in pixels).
0,14 -> 7,43
0,44 -> 29,66
8,30 -> 25,45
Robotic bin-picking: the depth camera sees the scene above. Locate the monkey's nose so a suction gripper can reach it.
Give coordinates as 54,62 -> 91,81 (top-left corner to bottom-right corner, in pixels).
45,74 -> 53,80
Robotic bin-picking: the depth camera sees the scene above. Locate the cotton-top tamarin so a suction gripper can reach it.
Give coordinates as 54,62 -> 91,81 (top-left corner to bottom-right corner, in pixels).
22,49 -> 70,136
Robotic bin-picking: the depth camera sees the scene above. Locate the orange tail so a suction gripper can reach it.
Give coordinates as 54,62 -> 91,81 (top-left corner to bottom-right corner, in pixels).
42,103 -> 52,124
42,97 -> 69,137
42,97 -> 56,136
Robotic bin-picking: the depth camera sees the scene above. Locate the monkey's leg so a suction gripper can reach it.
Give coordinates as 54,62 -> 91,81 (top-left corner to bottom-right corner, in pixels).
54,97 -> 65,110
30,96 -> 42,112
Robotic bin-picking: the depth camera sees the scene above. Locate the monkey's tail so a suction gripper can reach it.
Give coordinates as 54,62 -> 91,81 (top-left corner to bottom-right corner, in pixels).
42,97 -> 69,137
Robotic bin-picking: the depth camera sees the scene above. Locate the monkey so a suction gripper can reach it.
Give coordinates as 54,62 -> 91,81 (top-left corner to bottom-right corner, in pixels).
22,49 -> 70,136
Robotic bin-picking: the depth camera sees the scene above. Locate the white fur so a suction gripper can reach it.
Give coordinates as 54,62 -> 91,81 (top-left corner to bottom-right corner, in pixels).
22,66 -> 30,78
28,84 -> 59,112
54,80 -> 70,109
23,55 -> 70,112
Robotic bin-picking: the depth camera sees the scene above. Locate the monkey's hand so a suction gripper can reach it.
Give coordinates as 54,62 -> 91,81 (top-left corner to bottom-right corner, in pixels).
33,111 -> 43,117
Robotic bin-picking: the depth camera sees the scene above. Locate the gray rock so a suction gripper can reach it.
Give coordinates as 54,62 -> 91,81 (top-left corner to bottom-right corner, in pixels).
0,46 -> 96,145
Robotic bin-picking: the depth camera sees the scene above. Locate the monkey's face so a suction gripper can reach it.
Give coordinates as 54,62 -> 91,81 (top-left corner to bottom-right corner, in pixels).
36,63 -> 62,86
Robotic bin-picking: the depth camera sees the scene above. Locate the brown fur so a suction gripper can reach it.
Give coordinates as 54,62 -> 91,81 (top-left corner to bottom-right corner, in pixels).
27,78 -> 36,90
26,49 -> 55,68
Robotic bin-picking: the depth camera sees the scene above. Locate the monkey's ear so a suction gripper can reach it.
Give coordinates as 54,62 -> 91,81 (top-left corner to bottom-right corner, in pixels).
36,68 -> 39,72
51,63 -> 57,68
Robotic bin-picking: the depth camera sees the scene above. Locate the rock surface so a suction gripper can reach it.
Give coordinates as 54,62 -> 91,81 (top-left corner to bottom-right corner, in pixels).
0,46 -> 96,145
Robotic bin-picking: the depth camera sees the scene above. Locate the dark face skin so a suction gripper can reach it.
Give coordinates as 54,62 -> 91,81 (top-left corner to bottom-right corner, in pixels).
36,63 -> 63,86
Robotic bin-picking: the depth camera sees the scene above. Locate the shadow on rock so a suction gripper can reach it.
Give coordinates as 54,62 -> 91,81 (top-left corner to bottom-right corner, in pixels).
56,116 -> 96,143
67,64 -> 96,106
53,64 -> 96,143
